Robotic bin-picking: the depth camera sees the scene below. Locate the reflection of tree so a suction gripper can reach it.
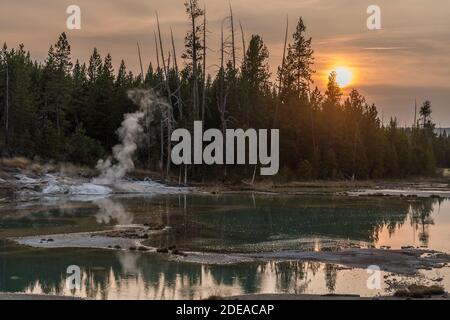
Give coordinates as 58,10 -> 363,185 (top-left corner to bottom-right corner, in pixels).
274,261 -> 307,292
1,195 -> 444,298
183,195 -> 437,248
1,244 -> 346,299
324,264 -> 337,293
409,199 -> 436,247
178,195 -> 443,251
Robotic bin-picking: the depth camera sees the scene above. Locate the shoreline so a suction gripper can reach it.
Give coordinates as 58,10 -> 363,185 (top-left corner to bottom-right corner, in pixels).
1,292 -> 448,301
0,293 -> 83,301
1,157 -> 450,199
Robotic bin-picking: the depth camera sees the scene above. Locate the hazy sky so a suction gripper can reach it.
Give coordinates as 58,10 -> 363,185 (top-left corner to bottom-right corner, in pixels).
1,0 -> 450,125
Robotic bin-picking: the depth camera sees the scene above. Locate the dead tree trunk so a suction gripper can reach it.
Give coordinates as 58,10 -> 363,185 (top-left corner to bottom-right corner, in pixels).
154,32 -> 161,73
136,41 -> 151,167
165,108 -> 172,179
137,42 -> 144,84
229,3 -> 236,71
160,118 -> 164,180
201,6 -> 207,123
239,21 -> 246,64
5,61 -> 9,145
153,31 -> 165,178
218,21 -> 229,178
188,0 -> 200,120
274,15 -> 289,128
156,12 -> 174,180
171,28 -> 183,119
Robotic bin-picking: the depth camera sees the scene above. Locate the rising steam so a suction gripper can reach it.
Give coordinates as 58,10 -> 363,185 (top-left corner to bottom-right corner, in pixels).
93,89 -> 171,185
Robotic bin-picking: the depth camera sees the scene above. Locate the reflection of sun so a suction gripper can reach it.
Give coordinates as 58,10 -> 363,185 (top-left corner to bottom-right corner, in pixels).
332,67 -> 353,87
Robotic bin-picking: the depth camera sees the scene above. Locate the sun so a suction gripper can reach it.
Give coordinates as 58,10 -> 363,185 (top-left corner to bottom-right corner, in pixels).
332,67 -> 353,87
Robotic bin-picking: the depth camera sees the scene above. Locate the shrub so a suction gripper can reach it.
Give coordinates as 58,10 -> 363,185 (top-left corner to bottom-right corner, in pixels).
66,125 -> 104,166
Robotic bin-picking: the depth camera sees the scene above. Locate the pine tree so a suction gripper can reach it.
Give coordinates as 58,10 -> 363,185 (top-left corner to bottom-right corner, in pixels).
43,33 -> 73,140
241,35 -> 271,127
183,0 -> 205,120
279,17 -> 314,101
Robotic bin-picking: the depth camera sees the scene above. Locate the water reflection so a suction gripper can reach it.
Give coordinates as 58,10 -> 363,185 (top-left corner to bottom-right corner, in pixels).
0,194 -> 449,252
410,200 -> 435,246
2,194 -> 450,299
0,243 -> 388,299
94,198 -> 133,225
160,195 -> 445,253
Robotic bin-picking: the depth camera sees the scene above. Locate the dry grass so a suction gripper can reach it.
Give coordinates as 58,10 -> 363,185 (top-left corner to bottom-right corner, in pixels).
0,157 -> 32,169
0,157 -> 96,178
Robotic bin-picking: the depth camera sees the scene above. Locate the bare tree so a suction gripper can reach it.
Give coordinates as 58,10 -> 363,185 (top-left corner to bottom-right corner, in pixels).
183,0 -> 204,120
136,42 -> 152,167
201,5 -> 207,123
5,55 -> 9,145
218,21 -> 233,177
239,21 -> 246,65
171,28 -> 184,119
154,32 -> 161,72
152,31 -> 166,178
156,12 -> 175,180
274,15 -> 289,127
229,3 -> 236,71
137,42 -> 144,84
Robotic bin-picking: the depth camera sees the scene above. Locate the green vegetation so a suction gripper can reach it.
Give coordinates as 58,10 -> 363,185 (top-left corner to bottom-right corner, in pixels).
1,0 -> 450,181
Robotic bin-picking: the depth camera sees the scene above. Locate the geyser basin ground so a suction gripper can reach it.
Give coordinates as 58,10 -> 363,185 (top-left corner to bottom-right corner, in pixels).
11,173 -> 188,197
1,193 -> 450,299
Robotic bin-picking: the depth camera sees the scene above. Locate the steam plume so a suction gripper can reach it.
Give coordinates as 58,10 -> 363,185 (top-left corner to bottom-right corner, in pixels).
93,89 -> 170,185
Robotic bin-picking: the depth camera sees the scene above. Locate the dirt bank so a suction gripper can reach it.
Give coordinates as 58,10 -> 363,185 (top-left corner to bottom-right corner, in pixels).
0,293 -> 83,300
223,293 -> 450,300
1,292 -> 448,300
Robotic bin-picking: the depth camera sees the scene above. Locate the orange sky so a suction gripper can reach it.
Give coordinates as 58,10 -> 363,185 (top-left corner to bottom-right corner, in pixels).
1,0 -> 450,126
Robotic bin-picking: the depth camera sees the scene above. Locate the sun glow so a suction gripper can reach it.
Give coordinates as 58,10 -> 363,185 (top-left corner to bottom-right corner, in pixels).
332,67 -> 353,87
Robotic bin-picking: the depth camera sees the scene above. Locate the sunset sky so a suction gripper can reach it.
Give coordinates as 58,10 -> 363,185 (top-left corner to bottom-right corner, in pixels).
1,0 -> 450,126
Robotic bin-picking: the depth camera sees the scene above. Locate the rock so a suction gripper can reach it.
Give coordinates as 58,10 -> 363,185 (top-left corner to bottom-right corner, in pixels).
394,285 -> 445,298
171,249 -> 187,257
156,248 -> 169,254
129,247 -> 137,251
144,222 -> 165,230
114,245 -> 121,250
137,247 -> 149,252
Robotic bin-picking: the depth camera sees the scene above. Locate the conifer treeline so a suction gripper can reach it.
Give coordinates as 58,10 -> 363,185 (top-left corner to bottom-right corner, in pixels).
1,0 -> 450,181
